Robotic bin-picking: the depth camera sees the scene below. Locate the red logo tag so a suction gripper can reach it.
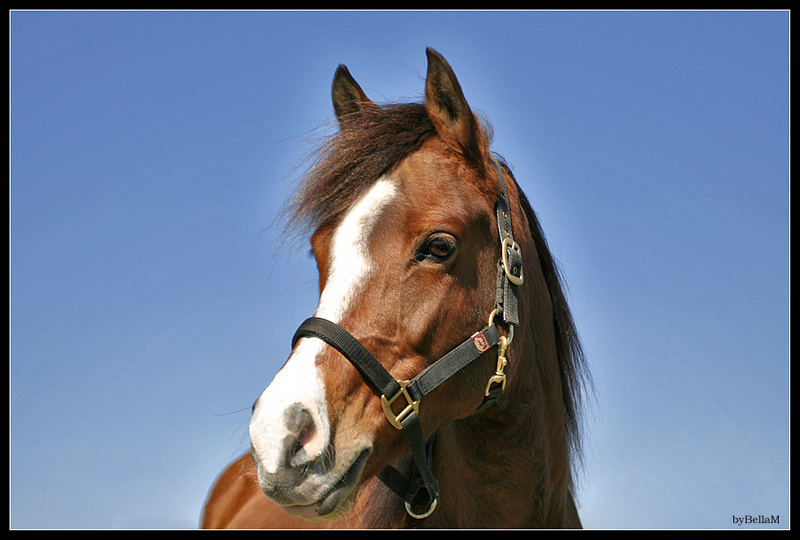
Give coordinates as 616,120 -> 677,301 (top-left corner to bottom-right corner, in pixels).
471,332 -> 491,353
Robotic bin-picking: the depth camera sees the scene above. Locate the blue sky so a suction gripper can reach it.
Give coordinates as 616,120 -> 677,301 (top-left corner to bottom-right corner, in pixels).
10,11 -> 789,529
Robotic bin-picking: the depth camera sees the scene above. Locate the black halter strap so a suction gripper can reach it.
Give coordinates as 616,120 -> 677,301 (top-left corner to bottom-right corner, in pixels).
290,159 -> 523,519
494,158 -> 523,325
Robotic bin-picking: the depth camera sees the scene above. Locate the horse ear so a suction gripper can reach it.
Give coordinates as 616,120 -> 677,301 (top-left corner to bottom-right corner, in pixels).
332,65 -> 375,128
424,48 -> 486,164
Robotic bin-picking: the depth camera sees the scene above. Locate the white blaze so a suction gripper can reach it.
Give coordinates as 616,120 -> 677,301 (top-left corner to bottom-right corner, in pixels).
249,177 -> 398,473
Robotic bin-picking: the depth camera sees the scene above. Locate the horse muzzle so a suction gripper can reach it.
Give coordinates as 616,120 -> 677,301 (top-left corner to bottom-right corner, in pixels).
249,387 -> 373,520
250,438 -> 372,520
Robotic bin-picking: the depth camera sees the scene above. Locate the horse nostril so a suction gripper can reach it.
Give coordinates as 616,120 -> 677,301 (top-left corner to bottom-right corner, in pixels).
283,402 -> 313,433
283,403 -> 322,467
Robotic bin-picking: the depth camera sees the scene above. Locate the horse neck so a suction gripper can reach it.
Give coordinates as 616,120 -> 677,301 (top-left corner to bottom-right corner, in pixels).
343,292 -> 575,529
427,242 -> 574,528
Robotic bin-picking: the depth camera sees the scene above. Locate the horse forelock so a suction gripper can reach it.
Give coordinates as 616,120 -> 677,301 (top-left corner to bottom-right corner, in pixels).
287,103 -> 436,238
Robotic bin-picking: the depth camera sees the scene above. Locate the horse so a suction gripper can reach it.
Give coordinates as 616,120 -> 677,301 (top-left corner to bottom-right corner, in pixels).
201,48 -> 590,529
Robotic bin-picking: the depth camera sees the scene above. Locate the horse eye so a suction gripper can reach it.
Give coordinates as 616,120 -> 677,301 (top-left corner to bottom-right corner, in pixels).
417,233 -> 457,263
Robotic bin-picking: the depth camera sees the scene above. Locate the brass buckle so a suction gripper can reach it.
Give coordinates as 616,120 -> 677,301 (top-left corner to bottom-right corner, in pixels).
484,372 -> 506,395
501,237 -> 524,286
484,335 -> 509,396
484,309 -> 513,397
381,380 -> 419,430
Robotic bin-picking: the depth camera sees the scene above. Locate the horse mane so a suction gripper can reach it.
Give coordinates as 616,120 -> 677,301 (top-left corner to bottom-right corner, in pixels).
287,103 -> 436,235
497,159 -> 591,478
287,101 -> 590,481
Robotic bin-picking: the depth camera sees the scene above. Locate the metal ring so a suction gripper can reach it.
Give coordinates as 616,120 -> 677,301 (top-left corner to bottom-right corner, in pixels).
405,496 -> 439,519
487,308 -> 514,346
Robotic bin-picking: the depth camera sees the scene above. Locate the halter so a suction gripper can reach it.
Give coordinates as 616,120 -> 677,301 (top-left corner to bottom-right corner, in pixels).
291,159 -> 523,519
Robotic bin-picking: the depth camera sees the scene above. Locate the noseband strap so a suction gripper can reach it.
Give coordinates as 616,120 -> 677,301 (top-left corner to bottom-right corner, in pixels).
291,317 -> 401,399
289,159 -> 522,519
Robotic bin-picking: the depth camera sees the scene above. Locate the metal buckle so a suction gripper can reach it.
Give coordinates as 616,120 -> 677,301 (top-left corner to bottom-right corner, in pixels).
381,380 -> 419,430
484,372 -> 506,396
484,335 -> 509,396
501,237 -> 524,286
405,496 -> 439,519
484,310 -> 513,397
